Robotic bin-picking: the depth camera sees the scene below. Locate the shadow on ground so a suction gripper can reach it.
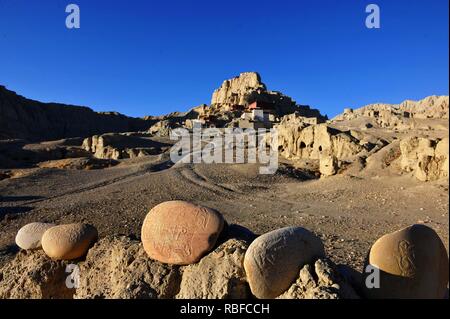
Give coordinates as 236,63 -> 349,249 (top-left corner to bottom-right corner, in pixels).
0,206 -> 34,221
0,195 -> 45,202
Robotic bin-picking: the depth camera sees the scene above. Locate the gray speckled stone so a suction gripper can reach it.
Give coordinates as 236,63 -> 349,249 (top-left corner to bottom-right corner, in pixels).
244,226 -> 325,298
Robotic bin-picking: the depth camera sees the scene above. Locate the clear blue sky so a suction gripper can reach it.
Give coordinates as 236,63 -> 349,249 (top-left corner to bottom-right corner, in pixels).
0,0 -> 448,118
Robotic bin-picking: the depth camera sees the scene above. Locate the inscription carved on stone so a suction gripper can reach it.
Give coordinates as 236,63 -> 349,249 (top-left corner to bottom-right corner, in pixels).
363,224 -> 449,299
141,201 -> 225,265
397,240 -> 416,277
244,226 -> 325,299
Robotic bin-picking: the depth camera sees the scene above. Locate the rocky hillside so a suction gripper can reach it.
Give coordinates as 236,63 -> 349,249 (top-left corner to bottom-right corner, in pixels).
211,72 -> 325,119
333,95 -> 449,127
1,73 -> 326,141
1,76 -> 448,182
146,72 -> 327,135
0,86 -> 157,142
209,72 -> 327,122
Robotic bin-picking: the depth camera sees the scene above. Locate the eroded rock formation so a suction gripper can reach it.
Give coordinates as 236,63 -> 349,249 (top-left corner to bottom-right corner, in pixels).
206,72 -> 326,125
0,250 -> 73,299
74,236 -> 181,299
82,133 -> 170,160
211,72 -> 266,107
176,239 -> 249,299
275,114 -> 366,176
277,259 -> 359,299
399,136 -> 449,181
333,96 -> 449,129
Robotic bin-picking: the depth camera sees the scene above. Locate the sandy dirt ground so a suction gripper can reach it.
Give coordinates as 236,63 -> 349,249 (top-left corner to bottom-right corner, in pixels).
1,145 -> 448,273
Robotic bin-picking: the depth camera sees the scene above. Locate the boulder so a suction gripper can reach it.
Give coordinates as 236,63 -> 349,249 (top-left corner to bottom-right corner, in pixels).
141,201 -> 225,265
176,239 -> 249,299
41,223 -> 98,260
362,224 -> 449,299
15,222 -> 56,250
74,236 -> 181,299
277,259 -> 360,299
243,226 -> 325,298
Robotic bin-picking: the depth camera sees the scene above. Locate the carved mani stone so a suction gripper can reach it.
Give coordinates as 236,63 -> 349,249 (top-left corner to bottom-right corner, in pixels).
363,224 -> 449,299
244,226 -> 325,299
141,201 -> 225,265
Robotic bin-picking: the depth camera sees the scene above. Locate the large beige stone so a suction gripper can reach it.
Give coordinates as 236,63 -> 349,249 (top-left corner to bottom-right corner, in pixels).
15,222 -> 56,250
176,238 -> 249,299
244,226 -> 325,299
363,224 -> 449,299
41,223 -> 98,260
141,201 -> 225,265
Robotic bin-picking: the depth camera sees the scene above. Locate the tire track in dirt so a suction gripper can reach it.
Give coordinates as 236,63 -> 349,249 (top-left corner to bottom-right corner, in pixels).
5,157 -> 176,207
178,165 -> 238,197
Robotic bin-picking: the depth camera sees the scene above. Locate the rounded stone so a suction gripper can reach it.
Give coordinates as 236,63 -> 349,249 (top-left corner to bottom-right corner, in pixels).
363,224 -> 449,299
41,223 -> 98,260
243,226 -> 325,299
15,222 -> 56,250
141,200 -> 225,265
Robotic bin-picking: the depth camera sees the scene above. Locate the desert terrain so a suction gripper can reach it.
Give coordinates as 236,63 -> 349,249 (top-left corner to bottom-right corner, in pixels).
0,72 -> 448,298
